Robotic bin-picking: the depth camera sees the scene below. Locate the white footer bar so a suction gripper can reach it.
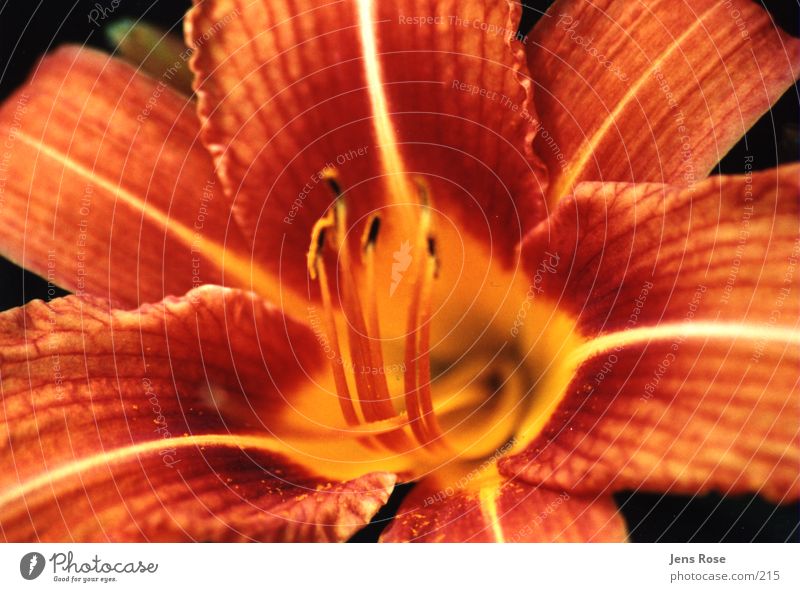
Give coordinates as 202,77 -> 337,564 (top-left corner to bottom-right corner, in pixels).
1,543 -> 796,591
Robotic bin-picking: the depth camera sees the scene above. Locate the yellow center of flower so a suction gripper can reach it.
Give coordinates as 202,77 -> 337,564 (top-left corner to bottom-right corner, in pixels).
264,0 -> 582,483
272,171 -> 581,482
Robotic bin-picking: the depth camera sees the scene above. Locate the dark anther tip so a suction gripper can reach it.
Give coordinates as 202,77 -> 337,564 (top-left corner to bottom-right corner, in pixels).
366,216 -> 381,247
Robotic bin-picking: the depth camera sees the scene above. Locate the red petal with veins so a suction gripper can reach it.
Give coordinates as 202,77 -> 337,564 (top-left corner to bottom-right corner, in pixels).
522,165 -> 800,334
381,469 -> 625,542
0,46 -> 251,309
0,288 -> 392,541
501,340 -> 799,502
503,166 -> 800,501
528,0 -> 800,204
187,0 -> 546,298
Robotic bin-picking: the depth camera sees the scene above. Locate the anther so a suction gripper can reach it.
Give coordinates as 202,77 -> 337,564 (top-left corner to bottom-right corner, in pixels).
426,236 -> 436,257
412,175 -> 431,207
362,215 -> 381,252
322,167 -> 343,197
426,235 -> 440,278
307,210 -> 334,280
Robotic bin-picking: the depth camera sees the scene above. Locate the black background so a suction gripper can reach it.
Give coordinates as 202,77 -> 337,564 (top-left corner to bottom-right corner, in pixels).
0,0 -> 797,542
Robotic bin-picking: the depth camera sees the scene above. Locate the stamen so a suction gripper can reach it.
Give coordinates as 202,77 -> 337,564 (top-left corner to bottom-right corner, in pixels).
309,173 -> 412,451
333,206 -> 394,423
360,214 -> 383,343
315,171 -> 380,422
359,214 -> 397,416
417,239 -> 446,446
403,291 -> 426,445
308,171 -> 456,453
287,390 -> 488,440
402,188 -> 444,449
308,237 -> 360,427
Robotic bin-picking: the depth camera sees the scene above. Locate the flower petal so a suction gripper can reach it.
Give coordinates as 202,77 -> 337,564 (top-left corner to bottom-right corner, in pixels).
502,166 -> 800,501
528,0 -> 800,203
0,46 -> 253,309
187,0 -> 547,295
0,288 -> 393,541
521,165 -> 800,335
501,340 -> 799,503
380,468 -> 625,542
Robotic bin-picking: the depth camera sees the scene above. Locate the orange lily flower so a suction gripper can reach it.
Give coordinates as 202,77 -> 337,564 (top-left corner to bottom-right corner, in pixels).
0,0 -> 797,542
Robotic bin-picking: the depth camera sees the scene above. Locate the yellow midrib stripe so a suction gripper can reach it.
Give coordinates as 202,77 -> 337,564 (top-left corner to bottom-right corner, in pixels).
0,433 -> 291,509
479,486 -> 506,543
549,4 -> 716,203
568,321 -> 800,368
356,0 -> 412,203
